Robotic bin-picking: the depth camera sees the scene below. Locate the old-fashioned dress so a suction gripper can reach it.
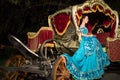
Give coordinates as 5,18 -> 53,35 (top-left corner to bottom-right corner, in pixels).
61,27 -> 110,80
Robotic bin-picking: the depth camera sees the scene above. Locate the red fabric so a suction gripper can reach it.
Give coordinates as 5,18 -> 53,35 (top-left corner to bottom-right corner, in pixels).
104,9 -> 111,16
53,13 -> 70,34
92,5 -> 97,11
103,9 -> 116,38
77,10 -> 82,16
38,30 -> 53,44
83,6 -> 91,12
96,32 -> 110,46
27,29 -> 53,51
92,4 -> 103,11
76,10 -> 82,26
110,20 -> 116,38
108,39 -> 120,61
98,5 -> 103,11
87,23 -> 94,32
111,14 -> 115,19
103,20 -> 111,28
27,36 -> 39,51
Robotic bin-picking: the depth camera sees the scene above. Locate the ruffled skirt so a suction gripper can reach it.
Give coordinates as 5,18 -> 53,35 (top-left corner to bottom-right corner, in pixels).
61,36 -> 110,80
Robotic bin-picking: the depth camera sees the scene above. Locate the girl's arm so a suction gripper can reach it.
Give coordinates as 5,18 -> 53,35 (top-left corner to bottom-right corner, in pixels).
81,33 -> 94,37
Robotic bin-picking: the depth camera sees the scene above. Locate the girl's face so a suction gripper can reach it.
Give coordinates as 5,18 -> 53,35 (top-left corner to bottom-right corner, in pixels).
83,16 -> 89,24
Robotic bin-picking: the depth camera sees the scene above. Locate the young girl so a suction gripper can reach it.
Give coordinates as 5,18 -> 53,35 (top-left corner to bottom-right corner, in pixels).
61,15 -> 110,80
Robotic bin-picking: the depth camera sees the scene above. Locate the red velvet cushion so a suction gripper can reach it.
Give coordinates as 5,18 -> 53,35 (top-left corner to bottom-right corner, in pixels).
38,30 -> 53,44
27,36 -> 39,51
107,39 -> 120,61
53,13 -> 70,35
96,32 -> 110,46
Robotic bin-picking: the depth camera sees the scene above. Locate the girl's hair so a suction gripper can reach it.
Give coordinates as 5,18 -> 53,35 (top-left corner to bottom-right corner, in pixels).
80,14 -> 88,24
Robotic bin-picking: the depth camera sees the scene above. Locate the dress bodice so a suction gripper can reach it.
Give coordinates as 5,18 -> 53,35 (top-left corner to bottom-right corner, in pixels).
80,27 -> 88,34
61,26 -> 110,80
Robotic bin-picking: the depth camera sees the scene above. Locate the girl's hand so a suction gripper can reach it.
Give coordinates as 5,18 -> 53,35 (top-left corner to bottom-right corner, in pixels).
88,32 -> 92,35
88,32 -> 94,37
90,34 -> 94,36
90,34 -> 96,37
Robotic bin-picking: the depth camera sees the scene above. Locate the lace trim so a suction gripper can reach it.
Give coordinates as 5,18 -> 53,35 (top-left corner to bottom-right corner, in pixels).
61,53 -> 110,79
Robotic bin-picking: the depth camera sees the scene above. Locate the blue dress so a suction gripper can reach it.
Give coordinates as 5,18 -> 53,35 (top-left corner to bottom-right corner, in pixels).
61,27 -> 110,80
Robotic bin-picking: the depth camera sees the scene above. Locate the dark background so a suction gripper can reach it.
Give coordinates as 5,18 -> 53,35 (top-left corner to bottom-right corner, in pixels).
0,0 -> 120,46
0,0 -> 120,79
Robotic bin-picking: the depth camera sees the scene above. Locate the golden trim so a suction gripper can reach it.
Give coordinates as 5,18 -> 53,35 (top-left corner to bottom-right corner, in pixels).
27,27 -> 53,39
104,13 -> 115,20
92,4 -> 104,13
53,20 -> 71,36
104,22 -> 111,28
38,43 -> 54,48
90,22 -> 98,33
76,12 -> 82,26
76,12 -> 82,20
48,7 -> 72,33
44,43 -> 54,47
31,43 -> 54,52
83,6 -> 92,14
32,49 -> 38,52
